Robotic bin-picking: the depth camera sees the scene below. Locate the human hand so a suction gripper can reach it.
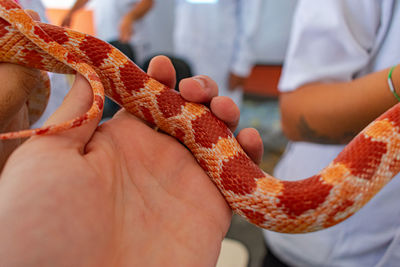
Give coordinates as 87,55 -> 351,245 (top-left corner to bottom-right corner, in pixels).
0,56 -> 262,266
0,63 -> 41,170
228,72 -> 247,91
0,10 -> 43,170
180,71 -> 263,164
119,14 -> 134,43
61,12 -> 73,27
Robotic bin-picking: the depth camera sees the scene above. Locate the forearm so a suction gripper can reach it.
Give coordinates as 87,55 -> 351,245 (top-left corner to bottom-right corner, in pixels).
124,0 -> 153,22
280,66 -> 400,144
66,0 -> 90,16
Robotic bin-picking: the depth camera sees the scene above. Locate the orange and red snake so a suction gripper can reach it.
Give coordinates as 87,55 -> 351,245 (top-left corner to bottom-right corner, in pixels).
1,0 -> 400,233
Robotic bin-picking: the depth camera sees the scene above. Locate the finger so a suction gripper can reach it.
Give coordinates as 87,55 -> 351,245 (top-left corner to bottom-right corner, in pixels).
61,18 -> 70,27
120,34 -> 129,44
147,55 -> 176,89
121,26 -> 132,43
209,96 -> 240,132
40,74 -> 101,148
118,25 -> 126,43
25,10 -> 40,21
0,63 -> 40,129
236,128 -> 264,165
179,75 -> 218,103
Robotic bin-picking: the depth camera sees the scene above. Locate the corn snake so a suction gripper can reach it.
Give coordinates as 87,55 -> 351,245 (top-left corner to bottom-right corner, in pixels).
1,0 -> 400,233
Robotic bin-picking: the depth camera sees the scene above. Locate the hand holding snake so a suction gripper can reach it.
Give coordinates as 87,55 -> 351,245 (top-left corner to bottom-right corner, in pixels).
1,0 -> 400,234
0,55 -> 258,266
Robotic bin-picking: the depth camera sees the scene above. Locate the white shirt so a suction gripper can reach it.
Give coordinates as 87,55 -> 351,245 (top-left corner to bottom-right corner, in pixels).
174,0 -> 261,107
264,1 -> 400,266
92,0 -> 150,63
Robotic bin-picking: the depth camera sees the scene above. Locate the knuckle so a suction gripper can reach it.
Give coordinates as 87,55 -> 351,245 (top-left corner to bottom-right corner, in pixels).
17,67 -> 41,96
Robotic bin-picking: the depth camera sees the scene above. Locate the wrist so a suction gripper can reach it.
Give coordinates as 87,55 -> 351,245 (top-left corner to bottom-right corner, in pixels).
388,65 -> 400,103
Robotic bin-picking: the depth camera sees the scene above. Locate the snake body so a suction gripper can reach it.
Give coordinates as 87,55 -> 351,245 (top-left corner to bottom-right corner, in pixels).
1,0 -> 400,233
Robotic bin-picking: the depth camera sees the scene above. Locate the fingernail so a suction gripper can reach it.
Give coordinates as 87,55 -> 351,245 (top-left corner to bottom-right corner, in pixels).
193,76 -> 210,93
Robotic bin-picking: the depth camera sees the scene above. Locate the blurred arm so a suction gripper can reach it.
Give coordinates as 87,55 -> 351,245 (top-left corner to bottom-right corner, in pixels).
61,0 -> 90,27
119,0 -> 154,43
124,0 -> 154,22
278,0 -> 394,144
280,67 -> 400,144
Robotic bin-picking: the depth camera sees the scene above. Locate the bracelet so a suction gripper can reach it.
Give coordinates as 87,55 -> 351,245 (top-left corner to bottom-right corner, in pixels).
388,65 -> 400,102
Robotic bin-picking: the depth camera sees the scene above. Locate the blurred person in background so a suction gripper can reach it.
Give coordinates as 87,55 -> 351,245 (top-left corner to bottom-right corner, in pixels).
62,0 -> 154,118
262,0 -> 400,266
173,0 -> 261,109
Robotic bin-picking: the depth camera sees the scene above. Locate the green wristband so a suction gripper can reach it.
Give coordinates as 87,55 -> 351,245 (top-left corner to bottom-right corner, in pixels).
388,66 -> 400,102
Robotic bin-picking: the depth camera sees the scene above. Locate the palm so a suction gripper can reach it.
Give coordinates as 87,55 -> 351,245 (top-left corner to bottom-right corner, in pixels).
0,111 -> 231,266
89,113 -> 232,266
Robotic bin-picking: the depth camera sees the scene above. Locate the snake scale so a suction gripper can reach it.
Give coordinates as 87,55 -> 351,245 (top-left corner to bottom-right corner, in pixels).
1,0 -> 400,233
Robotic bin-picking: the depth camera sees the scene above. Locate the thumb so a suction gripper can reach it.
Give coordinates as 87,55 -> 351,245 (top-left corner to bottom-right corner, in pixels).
38,74 -> 102,149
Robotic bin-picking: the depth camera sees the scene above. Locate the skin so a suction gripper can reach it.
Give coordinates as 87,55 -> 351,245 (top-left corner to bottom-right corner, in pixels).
228,72 -> 247,92
280,66 -> 400,144
60,0 -> 88,28
118,0 -> 154,43
0,55 -> 263,267
0,63 -> 41,170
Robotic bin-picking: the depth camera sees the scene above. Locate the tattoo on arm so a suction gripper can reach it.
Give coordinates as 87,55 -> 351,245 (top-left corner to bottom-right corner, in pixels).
297,116 -> 356,144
